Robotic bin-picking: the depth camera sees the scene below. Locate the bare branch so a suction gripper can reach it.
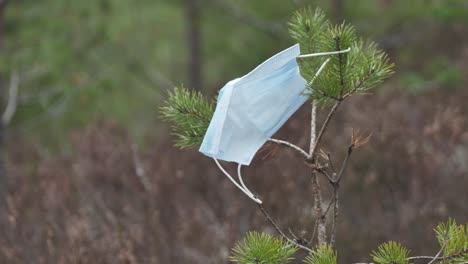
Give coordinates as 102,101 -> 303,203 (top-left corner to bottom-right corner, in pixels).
316,167 -> 334,183
406,249 -> 468,262
327,152 -> 336,173
308,218 -> 319,245
427,244 -> 445,264
257,204 -> 313,253
2,70 -> 20,126
268,138 -> 309,159
336,146 -> 353,183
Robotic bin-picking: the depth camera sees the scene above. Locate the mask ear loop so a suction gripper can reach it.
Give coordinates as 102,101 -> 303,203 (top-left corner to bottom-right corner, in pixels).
213,158 -> 263,204
311,57 -> 331,84
297,47 -> 351,59
237,164 -> 259,199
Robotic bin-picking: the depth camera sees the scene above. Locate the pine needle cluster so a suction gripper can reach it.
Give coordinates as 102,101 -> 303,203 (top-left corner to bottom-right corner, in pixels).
434,219 -> 468,263
159,86 -> 214,149
371,219 -> 467,264
371,241 -> 410,264
289,8 -> 394,106
230,232 -> 298,264
304,244 -> 337,264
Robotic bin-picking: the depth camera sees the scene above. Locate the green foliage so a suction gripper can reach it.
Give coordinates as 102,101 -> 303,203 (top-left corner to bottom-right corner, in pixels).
371,241 -> 410,264
289,8 -> 330,82
434,219 -> 468,263
401,56 -> 463,93
2,0 -> 184,145
230,232 -> 298,264
289,8 -> 394,106
159,86 -> 214,149
304,244 -> 337,264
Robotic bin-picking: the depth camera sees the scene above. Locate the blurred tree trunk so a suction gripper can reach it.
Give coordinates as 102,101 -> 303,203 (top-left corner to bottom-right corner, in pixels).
185,0 -> 202,90
0,0 -> 7,180
332,0 -> 344,22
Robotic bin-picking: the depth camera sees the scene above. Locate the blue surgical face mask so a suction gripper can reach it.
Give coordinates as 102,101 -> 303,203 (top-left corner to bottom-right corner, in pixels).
199,44 -> 350,204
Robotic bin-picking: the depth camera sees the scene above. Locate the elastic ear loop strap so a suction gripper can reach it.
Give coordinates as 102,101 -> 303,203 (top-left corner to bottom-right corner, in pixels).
297,47 -> 351,59
237,164 -> 255,197
213,158 -> 263,204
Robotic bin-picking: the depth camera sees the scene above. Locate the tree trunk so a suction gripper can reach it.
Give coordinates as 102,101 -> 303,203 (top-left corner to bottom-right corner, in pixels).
185,0 -> 202,90
0,0 -> 7,181
332,0 -> 344,22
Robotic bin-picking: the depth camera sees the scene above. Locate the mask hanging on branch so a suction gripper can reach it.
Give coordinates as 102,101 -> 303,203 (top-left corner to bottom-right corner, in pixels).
200,44 -> 350,204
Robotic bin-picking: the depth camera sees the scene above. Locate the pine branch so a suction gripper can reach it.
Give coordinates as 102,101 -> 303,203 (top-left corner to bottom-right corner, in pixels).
230,231 -> 298,264
159,86 -> 214,149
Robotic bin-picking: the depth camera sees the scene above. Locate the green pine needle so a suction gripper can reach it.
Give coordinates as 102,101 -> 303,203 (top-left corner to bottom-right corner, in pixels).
304,244 -> 337,264
434,219 -> 468,263
230,232 -> 298,264
290,7 -> 330,85
289,8 -> 395,106
371,241 -> 410,264
159,85 -> 214,149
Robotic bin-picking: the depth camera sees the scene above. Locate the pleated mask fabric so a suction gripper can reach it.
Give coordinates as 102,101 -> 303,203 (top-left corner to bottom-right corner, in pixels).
199,44 -> 307,166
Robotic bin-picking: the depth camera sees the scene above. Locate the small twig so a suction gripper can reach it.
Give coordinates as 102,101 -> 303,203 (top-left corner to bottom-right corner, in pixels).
336,145 -> 353,183
308,218 -> 319,245
288,228 -> 299,240
327,152 -> 336,173
257,204 -> 313,253
427,244 -> 445,264
2,70 -> 20,126
407,256 -> 440,260
323,196 -> 335,216
268,138 -> 309,159
407,249 -> 468,262
316,167 -> 334,183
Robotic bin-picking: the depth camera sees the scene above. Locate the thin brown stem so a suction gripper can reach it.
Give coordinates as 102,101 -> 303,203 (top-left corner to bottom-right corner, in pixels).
327,152 -> 336,173
308,218 -> 319,245
317,167 -> 334,183
336,146 -> 353,183
257,204 -> 313,253
427,244 -> 445,264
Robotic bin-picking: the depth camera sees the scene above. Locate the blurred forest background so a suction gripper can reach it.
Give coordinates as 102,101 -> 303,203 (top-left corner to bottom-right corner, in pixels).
0,0 -> 467,263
